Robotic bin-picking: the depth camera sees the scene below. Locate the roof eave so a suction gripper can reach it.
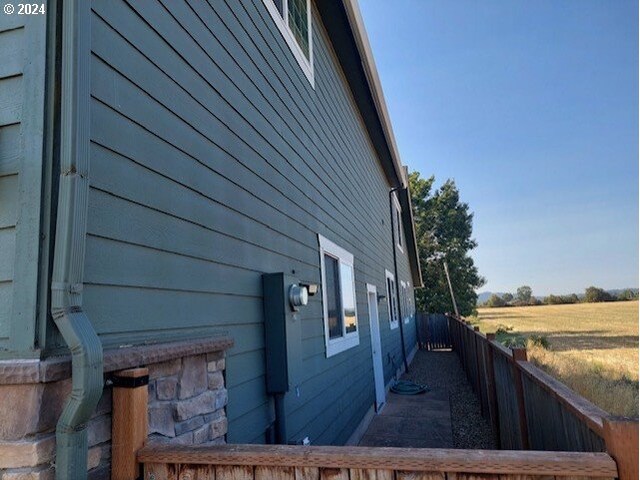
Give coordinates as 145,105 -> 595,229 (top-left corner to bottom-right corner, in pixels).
341,0 -> 406,188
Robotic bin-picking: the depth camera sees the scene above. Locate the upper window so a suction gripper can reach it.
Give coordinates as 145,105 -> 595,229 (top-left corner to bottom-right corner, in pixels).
319,235 -> 359,357
263,0 -> 314,86
386,270 -> 399,330
393,194 -> 403,252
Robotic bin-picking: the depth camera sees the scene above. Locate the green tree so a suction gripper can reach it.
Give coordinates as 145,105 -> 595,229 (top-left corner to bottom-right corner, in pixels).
584,286 -> 614,303
618,289 -> 639,301
502,293 -> 514,304
409,172 -> 485,316
486,294 -> 506,307
516,285 -> 533,304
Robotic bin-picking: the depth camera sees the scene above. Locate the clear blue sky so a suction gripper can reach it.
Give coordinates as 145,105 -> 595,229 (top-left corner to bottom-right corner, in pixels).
360,0 -> 639,296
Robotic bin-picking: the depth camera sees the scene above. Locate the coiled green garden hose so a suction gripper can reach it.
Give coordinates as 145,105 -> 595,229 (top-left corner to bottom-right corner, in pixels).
390,380 -> 430,395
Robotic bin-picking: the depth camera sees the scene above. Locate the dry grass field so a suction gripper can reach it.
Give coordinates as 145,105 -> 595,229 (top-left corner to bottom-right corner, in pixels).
474,301 -> 639,417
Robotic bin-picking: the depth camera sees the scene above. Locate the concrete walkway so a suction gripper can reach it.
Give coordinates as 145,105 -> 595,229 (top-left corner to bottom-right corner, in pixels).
358,350 -> 495,449
358,389 -> 453,448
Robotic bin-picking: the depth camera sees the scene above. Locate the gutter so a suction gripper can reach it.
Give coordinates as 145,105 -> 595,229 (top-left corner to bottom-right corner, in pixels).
50,0 -> 103,478
389,188 -> 409,374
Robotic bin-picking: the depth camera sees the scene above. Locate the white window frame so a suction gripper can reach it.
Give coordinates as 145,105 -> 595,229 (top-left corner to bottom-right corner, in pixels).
393,193 -> 403,252
319,235 -> 359,357
262,0 -> 315,87
385,270 -> 399,330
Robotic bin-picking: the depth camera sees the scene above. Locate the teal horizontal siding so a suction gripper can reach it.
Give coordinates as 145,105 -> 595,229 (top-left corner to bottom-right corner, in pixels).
0,13 -> 46,355
85,0 -> 418,445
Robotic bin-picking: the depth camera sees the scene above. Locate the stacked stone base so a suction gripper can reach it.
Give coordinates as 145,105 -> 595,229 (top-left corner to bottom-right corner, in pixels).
147,352 -> 228,446
0,338 -> 231,479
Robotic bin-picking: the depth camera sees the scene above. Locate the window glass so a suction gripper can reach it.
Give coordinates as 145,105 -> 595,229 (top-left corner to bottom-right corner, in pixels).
387,275 -> 398,326
319,235 -> 359,357
288,0 -> 309,58
341,263 -> 357,334
262,0 -> 313,85
324,254 -> 343,339
271,0 -> 284,15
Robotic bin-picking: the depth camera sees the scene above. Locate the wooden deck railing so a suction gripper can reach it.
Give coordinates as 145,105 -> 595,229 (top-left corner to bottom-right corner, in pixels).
447,314 -> 638,480
137,443 -> 618,480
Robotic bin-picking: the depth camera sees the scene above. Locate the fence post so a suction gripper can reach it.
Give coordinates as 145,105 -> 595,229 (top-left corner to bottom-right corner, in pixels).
472,327 -> 483,400
511,348 -> 530,450
458,319 -> 466,371
603,417 -> 639,480
485,334 -> 500,447
112,367 -> 149,480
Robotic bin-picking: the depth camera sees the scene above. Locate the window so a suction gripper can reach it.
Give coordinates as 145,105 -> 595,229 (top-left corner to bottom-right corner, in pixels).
263,0 -> 314,86
319,235 -> 359,357
393,194 -> 403,252
401,281 -> 411,324
386,270 -> 399,330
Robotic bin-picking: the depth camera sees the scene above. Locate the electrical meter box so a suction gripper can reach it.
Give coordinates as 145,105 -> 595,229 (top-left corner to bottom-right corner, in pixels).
262,273 -> 303,395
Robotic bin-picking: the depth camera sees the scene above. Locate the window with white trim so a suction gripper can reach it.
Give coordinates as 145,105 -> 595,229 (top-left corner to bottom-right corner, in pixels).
401,281 -> 410,324
393,194 -> 403,252
386,270 -> 399,330
319,235 -> 359,357
263,0 -> 314,86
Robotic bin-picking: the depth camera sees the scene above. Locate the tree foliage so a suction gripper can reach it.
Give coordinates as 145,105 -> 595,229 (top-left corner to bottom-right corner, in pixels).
618,289 -> 639,301
544,293 -> 579,305
486,294 -> 506,307
516,285 -> 533,304
584,286 -> 614,303
409,172 -> 485,316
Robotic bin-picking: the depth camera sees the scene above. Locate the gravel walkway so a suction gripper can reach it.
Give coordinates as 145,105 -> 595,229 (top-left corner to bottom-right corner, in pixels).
402,349 -> 497,449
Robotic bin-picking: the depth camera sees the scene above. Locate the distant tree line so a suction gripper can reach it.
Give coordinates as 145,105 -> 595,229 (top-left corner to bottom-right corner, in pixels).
482,286 -> 638,308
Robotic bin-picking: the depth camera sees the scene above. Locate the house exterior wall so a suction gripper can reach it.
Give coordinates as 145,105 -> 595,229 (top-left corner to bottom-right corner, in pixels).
79,0 -> 418,445
0,10 -> 47,357
0,0 -> 419,458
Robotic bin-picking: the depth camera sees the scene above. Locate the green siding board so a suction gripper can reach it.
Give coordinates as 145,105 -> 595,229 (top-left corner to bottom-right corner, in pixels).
84,236 -> 264,297
83,285 -> 263,336
0,228 -> 16,281
0,9 -> 24,31
92,1 -> 390,260
0,27 -> 24,79
234,0 -> 392,210
226,401 -> 271,444
180,0 -> 385,225
0,124 -> 21,176
87,132 -> 318,264
0,13 -> 46,354
0,175 -> 18,227
0,75 -> 22,126
86,0 -> 418,445
0,282 -> 12,338
195,0 -> 392,254
225,349 -> 266,388
227,375 -> 268,422
87,191 -> 319,279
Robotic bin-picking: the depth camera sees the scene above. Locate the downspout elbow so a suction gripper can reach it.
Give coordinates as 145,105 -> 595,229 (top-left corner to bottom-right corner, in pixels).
51,302 -> 103,480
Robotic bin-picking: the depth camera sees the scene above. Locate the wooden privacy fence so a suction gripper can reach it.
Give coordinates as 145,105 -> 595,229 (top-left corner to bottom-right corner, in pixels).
137,443 -> 618,480
447,314 -> 638,480
417,313 -> 452,350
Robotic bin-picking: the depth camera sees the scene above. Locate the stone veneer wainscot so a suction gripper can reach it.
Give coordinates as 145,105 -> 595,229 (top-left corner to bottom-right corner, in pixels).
0,336 -> 233,479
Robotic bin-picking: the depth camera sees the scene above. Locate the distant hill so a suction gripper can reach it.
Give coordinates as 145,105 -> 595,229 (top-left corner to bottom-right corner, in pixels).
477,288 -> 639,305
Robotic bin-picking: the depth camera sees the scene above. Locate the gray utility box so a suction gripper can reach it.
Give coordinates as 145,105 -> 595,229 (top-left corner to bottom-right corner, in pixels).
262,273 -> 303,395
